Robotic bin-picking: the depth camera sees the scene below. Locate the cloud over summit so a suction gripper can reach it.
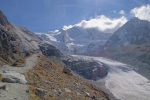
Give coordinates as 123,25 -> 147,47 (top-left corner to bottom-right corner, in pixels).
62,4 -> 150,33
131,4 -> 150,21
63,15 -> 127,33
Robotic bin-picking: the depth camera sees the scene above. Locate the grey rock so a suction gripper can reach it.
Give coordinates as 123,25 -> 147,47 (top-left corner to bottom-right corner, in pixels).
63,67 -> 73,76
0,84 -> 7,90
64,88 -> 71,93
35,88 -> 47,98
0,10 -> 10,26
63,56 -> 108,80
39,42 -> 63,57
1,71 -> 27,84
85,92 -> 90,97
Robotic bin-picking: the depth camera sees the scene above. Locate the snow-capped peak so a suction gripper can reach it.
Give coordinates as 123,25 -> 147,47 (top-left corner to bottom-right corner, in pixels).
61,15 -> 127,33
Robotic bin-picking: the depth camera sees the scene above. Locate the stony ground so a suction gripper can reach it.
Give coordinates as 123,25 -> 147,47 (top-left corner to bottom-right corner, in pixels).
27,55 -> 109,100
0,54 -> 109,100
0,54 -> 38,100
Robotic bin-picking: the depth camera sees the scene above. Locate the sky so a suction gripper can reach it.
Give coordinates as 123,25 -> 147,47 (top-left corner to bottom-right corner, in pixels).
0,0 -> 150,32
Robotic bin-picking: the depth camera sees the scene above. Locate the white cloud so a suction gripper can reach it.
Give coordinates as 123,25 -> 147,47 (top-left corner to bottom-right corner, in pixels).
54,30 -> 59,33
131,5 -> 150,21
63,25 -> 73,30
62,15 -> 127,33
119,10 -> 125,15
76,15 -> 127,33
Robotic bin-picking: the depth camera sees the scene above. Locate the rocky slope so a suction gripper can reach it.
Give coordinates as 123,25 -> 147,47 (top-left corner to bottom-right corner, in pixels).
0,10 -> 41,65
102,18 -> 150,79
27,55 -> 109,100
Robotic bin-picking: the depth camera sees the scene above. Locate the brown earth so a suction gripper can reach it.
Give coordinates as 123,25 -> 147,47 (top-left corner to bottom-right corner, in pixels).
27,55 -> 109,100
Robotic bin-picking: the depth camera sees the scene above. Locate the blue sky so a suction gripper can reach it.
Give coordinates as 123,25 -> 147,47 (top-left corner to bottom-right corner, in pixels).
0,0 -> 149,32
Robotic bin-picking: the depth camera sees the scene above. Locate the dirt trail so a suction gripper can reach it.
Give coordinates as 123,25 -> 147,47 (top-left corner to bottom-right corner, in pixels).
0,54 -> 38,100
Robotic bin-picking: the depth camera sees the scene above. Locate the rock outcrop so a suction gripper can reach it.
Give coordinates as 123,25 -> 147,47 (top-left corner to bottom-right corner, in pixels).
39,43 -> 63,57
1,71 -> 27,84
62,56 -> 108,81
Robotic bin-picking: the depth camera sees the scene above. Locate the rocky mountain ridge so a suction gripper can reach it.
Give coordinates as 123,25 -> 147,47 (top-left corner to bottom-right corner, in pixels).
105,17 -> 150,47
102,17 -> 150,79
38,25 -> 112,55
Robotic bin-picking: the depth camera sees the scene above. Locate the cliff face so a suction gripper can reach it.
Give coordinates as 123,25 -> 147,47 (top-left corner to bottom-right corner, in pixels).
62,56 -> 108,81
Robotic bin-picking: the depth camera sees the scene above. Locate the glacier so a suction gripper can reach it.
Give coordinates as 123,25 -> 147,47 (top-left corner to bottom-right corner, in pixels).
72,55 -> 150,100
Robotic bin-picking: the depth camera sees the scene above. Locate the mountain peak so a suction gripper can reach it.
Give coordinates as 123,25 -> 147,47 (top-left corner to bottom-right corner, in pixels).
0,10 -> 10,27
130,17 -> 140,21
105,16 -> 150,48
128,17 -> 149,24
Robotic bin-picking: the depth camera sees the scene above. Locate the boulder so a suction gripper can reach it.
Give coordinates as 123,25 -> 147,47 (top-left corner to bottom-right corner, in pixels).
0,84 -> 7,90
39,43 -> 63,57
64,88 -> 71,93
35,88 -> 47,98
1,71 -> 27,84
63,67 -> 73,76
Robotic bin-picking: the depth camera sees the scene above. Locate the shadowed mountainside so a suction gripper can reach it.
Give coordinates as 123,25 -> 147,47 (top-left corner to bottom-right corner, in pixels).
102,18 -> 150,79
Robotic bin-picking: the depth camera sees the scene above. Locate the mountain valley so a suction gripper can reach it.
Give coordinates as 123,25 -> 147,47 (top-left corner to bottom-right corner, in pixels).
0,5 -> 150,100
